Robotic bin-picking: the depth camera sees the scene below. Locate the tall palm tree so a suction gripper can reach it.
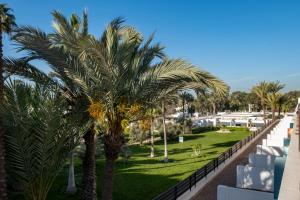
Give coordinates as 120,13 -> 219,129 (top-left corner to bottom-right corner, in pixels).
277,93 -> 287,118
0,4 -> 16,199
252,81 -> 270,124
11,11 -> 98,199
11,15 -> 227,200
267,93 -> 282,121
54,19 -> 227,200
268,81 -> 284,120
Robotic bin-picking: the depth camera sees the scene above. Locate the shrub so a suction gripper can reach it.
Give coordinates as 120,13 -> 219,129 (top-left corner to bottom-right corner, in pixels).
192,144 -> 203,157
192,126 -> 220,134
120,145 -> 132,163
159,123 -> 182,141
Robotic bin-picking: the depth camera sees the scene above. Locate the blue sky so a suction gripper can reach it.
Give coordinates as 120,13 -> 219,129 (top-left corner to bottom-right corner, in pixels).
3,0 -> 300,91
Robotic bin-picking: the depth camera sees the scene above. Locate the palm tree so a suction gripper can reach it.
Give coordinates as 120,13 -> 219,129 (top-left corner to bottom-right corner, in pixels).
11,11 -> 98,199
267,93 -> 281,121
267,81 -> 284,120
2,80 -> 84,200
277,94 -> 287,118
146,108 -> 160,158
179,91 -> 194,134
65,21 -> 227,200
282,100 -> 292,115
0,4 -> 16,199
252,81 -> 270,124
12,15 -> 227,199
268,81 -> 284,94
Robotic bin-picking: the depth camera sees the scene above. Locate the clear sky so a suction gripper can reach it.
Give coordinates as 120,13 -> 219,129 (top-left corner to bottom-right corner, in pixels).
3,0 -> 300,92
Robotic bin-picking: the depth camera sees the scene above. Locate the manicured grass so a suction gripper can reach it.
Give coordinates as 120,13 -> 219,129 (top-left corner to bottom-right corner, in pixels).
47,127 -> 250,200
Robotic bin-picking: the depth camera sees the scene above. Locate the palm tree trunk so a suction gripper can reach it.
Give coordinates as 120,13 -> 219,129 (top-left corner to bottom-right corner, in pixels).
212,103 -> 216,116
0,29 -> 7,200
101,130 -> 123,200
101,158 -> 115,200
66,151 -> 77,194
262,105 -> 266,124
278,106 -> 282,118
82,127 -> 97,200
182,99 -> 185,134
162,100 -> 168,162
150,118 -> 155,158
272,109 -> 275,121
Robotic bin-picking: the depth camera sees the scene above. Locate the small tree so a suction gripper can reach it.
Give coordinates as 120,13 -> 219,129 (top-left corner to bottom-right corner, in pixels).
3,81 -> 85,200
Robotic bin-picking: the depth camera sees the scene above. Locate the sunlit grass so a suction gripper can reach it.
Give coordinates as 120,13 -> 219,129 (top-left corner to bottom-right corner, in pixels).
46,127 -> 250,200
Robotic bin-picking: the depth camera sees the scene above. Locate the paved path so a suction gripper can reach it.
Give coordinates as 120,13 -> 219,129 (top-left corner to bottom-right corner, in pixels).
191,123 -> 276,200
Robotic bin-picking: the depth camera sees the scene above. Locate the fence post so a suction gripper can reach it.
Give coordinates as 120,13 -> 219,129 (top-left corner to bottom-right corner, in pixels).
204,165 -> 207,177
194,173 -> 197,187
213,159 -> 215,171
174,186 -> 177,200
189,176 -> 192,191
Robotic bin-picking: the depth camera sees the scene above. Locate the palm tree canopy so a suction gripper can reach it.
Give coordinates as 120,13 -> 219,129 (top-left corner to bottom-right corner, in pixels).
2,80 -> 87,200
52,18 -> 228,130
252,81 -> 270,105
268,81 -> 284,94
11,13 -> 227,133
267,92 -> 282,110
179,91 -> 194,103
0,4 -> 16,32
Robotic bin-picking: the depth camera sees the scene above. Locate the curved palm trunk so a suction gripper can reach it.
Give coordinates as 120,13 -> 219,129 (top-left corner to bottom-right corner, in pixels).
66,151 -> 77,194
82,127 -> 97,200
162,100 -> 168,162
0,29 -> 7,200
101,131 -> 123,200
150,118 -> 155,158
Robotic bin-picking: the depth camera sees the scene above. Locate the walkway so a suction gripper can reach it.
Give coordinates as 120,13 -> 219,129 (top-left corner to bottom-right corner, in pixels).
190,122 -> 277,200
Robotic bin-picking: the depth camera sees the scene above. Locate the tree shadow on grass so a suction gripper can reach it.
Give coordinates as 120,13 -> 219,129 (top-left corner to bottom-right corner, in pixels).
47,164 -> 187,200
202,140 -> 240,151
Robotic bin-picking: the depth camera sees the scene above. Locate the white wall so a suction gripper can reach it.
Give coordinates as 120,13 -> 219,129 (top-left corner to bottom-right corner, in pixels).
217,185 -> 274,200
256,145 -> 285,157
262,138 -> 284,147
236,165 -> 274,192
248,153 -> 275,170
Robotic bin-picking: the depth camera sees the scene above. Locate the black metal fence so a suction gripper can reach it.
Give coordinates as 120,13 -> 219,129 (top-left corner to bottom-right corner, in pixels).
153,121 -> 275,200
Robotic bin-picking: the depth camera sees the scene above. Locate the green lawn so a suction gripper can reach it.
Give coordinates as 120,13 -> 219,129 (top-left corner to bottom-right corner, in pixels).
46,127 -> 250,200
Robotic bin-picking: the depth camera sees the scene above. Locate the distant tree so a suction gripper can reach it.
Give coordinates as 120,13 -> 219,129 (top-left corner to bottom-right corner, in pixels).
277,94 -> 288,117
267,81 -> 284,120
179,91 -> 194,134
252,81 -> 271,124
284,90 -> 300,109
267,93 -> 282,121
229,91 -> 249,111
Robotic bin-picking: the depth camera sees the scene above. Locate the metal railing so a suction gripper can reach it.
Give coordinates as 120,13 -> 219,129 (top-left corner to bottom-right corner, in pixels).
153,121 -> 275,200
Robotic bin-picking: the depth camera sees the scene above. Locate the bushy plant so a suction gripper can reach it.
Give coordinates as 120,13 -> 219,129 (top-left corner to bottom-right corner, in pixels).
120,145 -> 132,164
128,123 -> 149,145
192,144 -> 203,157
192,126 -> 220,134
159,123 -> 182,140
